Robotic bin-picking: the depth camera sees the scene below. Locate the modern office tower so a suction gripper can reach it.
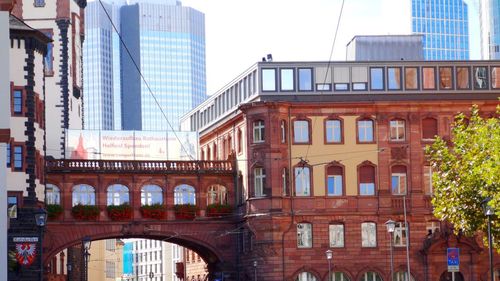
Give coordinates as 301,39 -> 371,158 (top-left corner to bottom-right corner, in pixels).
84,0 -> 125,130
480,0 -> 500,59
346,35 -> 424,61
120,0 -> 206,131
411,0 -> 470,60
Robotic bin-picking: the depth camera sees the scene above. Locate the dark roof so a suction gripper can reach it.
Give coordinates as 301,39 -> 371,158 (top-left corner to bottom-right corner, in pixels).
9,14 -> 51,44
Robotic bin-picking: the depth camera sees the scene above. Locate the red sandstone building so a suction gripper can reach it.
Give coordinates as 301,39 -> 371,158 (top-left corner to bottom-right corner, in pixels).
181,60 -> 500,281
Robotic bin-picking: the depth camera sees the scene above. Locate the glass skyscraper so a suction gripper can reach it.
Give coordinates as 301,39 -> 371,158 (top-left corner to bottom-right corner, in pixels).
480,0 -> 500,59
411,0 -> 470,60
121,0 -> 206,131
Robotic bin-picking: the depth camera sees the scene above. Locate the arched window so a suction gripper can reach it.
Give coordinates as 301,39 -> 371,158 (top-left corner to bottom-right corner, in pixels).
326,164 -> 344,196
359,164 -> 376,196
329,272 -> 350,281
359,272 -> 382,281
107,184 -> 129,206
141,185 -> 163,205
393,272 -> 414,281
296,272 -> 318,281
46,183 -> 60,205
357,118 -> 375,143
72,184 -> 95,206
174,184 -> 196,205
207,185 -> 227,205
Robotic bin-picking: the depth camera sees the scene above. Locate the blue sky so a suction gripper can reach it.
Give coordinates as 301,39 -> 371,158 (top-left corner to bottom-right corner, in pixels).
181,0 -> 481,94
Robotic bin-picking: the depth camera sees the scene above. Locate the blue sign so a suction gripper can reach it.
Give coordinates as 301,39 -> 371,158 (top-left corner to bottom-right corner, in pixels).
447,248 -> 460,272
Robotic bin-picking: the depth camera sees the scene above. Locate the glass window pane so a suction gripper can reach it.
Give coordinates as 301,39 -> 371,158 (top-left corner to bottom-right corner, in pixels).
423,67 -> 436,89
492,67 -> 500,89
358,120 -> 374,142
329,224 -> 344,247
474,66 -> 488,89
295,167 -> 310,196
262,69 -> 276,91
405,67 -> 418,90
294,120 -> 309,143
370,68 -> 384,90
326,120 -> 341,143
353,83 -> 367,91
280,68 -> 294,91
439,67 -> 453,89
334,83 -> 349,91
298,68 -> 313,91
456,67 -> 470,89
388,67 -> 401,90
361,222 -> 376,247
360,183 -> 375,195
297,223 -> 312,248
316,83 -> 331,91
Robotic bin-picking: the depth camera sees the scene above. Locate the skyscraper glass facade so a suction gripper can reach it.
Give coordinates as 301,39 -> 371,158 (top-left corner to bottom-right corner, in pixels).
480,0 -> 500,59
121,1 -> 206,131
411,0 -> 469,60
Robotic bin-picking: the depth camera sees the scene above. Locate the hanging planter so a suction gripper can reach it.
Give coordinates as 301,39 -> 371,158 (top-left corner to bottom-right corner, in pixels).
173,204 -> 197,220
107,203 -> 133,221
72,204 -> 100,221
140,203 -> 167,220
206,203 -> 233,217
46,204 -> 63,220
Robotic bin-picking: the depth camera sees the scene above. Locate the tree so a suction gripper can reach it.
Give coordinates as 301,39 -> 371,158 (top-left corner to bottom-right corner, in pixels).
426,105 -> 499,251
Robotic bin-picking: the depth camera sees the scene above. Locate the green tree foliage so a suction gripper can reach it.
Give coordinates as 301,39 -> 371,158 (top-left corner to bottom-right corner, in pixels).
426,105 -> 499,251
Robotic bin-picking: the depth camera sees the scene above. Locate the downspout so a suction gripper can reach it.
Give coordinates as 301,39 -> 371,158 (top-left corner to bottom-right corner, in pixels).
282,104 -> 295,281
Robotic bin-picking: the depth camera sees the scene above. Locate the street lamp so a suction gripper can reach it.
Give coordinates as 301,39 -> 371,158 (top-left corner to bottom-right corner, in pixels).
482,197 -> 495,281
34,208 -> 47,281
385,219 -> 396,281
82,236 -> 92,281
253,260 -> 257,281
326,249 -> 333,281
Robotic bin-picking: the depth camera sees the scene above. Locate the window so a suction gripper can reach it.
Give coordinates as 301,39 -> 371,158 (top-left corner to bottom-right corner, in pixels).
141,185 -> 163,205
72,184 -> 96,206
389,119 -> 405,141
107,184 -> 129,206
439,67 -> 453,89
422,118 -> 438,140
34,0 -> 45,7
370,67 -> 384,90
316,83 -> 332,91
394,272 -> 414,281
253,120 -> 265,143
405,67 -> 418,90
262,69 -> 276,91
329,224 -> 344,247
423,165 -> 433,195
105,261 -> 115,278
325,119 -> 342,143
391,166 -> 407,195
174,184 -> 195,205
42,31 -> 53,75
326,165 -> 343,196
388,67 -> 401,90
426,221 -> 440,235
8,194 -> 18,219
282,167 -> 288,196
237,128 -> 242,153
334,83 -> 349,91
280,120 -> 287,143
492,67 -> 500,89
357,119 -> 374,143
296,272 -> 318,281
13,146 -> 23,170
359,164 -> 375,196
297,223 -> 312,248
46,184 -> 61,205
293,120 -> 310,143
359,272 -> 382,281
254,167 -> 265,197
393,222 -> 407,246
298,68 -> 313,91
456,67 -> 470,89
6,144 -> 10,167
422,67 -> 436,89
474,66 -> 488,89
280,68 -> 295,91
207,185 -> 227,205
295,166 -> 311,196
13,90 -> 22,114
361,222 -> 377,247
330,272 -> 350,281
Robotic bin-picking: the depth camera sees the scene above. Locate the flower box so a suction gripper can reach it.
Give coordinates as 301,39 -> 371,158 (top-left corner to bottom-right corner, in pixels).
206,203 -> 233,217
140,204 -> 167,220
72,204 -> 100,221
46,204 -> 63,220
107,204 -> 132,221
174,204 -> 197,220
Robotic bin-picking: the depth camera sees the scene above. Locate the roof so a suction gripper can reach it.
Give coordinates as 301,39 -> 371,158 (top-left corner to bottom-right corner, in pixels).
9,14 -> 51,44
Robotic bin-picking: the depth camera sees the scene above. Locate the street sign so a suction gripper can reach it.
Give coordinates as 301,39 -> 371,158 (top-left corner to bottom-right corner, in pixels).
447,248 -> 460,272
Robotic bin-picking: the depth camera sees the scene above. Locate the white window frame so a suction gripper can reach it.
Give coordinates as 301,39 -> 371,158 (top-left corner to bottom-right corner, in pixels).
295,166 -> 311,196
174,184 -> 196,205
282,167 -> 287,196
360,272 -> 382,281
361,222 -> 377,247
327,175 -> 343,196
423,165 -> 433,195
293,120 -> 309,143
253,120 -> 265,143
390,120 -> 406,141
326,119 -> 342,143
358,120 -> 374,142
391,172 -> 407,195
107,184 -> 130,206
46,184 -> 61,205
330,272 -> 350,281
254,167 -> 265,197
208,185 -> 227,205
141,185 -> 163,205
393,222 -> 407,247
329,224 -> 344,247
297,223 -> 312,248
72,184 -> 96,206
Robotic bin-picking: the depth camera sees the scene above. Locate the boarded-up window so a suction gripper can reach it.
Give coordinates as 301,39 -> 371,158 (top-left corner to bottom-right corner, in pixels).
422,118 -> 438,139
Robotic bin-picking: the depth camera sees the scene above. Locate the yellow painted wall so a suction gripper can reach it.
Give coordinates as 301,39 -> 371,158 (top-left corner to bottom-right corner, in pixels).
291,116 -> 378,196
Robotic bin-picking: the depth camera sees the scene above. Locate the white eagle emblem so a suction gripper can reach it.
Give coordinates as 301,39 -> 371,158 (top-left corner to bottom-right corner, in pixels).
15,243 -> 37,266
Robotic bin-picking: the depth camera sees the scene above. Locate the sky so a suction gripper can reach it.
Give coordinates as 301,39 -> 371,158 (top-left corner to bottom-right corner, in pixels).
180,0 -> 481,95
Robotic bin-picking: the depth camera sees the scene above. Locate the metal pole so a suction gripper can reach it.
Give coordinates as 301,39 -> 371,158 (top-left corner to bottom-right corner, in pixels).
328,259 -> 332,281
403,196 -> 411,281
389,232 -> 394,281
488,216 -> 494,281
39,227 -> 43,281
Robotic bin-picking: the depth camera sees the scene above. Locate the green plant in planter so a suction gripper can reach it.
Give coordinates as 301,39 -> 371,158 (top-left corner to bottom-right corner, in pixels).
107,203 -> 132,221
173,204 -> 197,220
140,203 -> 167,220
46,204 -> 63,220
72,204 -> 100,221
206,203 -> 233,217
